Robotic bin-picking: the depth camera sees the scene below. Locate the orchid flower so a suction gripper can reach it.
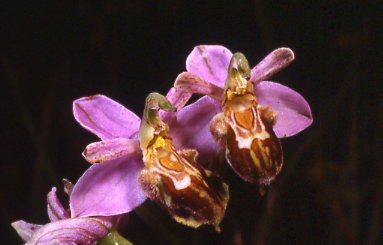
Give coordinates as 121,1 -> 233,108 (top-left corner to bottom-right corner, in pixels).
138,93 -> 228,230
12,180 -> 121,245
70,44 -> 312,224
70,88 -> 223,222
175,45 -> 313,138
174,45 -> 313,184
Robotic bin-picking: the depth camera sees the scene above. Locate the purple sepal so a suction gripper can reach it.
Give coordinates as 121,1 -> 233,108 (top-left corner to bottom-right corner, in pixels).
170,96 -> 223,163
255,81 -> 313,137
73,95 -> 141,140
70,155 -> 147,217
186,45 -> 232,87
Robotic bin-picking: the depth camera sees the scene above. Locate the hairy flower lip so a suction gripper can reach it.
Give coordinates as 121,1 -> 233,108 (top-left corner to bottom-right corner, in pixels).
138,93 -> 229,228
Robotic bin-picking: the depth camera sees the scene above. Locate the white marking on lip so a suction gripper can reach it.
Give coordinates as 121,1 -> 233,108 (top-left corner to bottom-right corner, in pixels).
229,107 -> 270,149
173,175 -> 191,190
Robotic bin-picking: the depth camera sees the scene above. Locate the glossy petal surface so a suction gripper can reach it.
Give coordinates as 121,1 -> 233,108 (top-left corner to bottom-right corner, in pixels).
70,155 -> 147,217
170,96 -> 223,163
255,81 -> 313,137
73,95 -> 141,140
186,45 -> 232,87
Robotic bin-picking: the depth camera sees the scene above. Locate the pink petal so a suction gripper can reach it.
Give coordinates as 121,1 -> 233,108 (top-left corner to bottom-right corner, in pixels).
250,48 -> 295,84
47,187 -> 70,222
255,81 -> 313,137
159,87 -> 192,124
70,154 -> 147,217
11,220 -> 42,242
186,45 -> 233,87
73,95 -> 141,140
83,138 -> 140,164
170,96 -> 224,163
24,217 -> 114,245
174,72 -> 224,102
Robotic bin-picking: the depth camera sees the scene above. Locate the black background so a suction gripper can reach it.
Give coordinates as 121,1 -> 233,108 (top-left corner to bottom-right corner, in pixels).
1,0 -> 382,244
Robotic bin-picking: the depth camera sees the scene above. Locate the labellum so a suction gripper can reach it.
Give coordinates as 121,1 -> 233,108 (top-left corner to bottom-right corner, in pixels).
138,92 -> 229,230
210,53 -> 283,185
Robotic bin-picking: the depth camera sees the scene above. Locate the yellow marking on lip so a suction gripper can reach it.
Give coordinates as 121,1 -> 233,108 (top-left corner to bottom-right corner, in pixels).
258,142 -> 272,168
234,108 -> 254,130
199,191 -> 207,198
264,146 -> 270,157
250,150 -> 261,169
159,153 -> 183,172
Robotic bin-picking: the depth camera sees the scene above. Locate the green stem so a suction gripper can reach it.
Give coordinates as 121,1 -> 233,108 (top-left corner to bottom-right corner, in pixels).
97,230 -> 134,245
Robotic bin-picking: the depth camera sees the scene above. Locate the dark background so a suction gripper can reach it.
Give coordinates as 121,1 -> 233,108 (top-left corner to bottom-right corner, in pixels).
1,0 -> 382,244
